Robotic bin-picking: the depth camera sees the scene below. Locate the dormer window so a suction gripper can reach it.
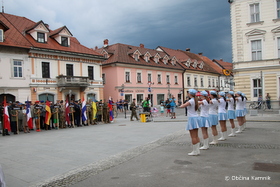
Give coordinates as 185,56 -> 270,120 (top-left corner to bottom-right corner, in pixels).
145,55 -> 149,62
61,37 -> 68,47
134,54 -> 139,61
37,32 -> 45,43
0,29 -> 3,42
198,62 -> 204,69
192,60 -> 198,68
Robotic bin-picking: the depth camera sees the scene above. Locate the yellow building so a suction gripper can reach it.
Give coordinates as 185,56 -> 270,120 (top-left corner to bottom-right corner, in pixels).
229,0 -> 280,105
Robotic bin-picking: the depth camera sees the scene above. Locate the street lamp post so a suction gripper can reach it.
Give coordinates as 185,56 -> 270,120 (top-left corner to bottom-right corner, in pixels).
148,82 -> 154,106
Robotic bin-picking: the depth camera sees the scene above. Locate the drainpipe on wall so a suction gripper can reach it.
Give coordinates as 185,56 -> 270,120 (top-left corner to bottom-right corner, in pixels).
182,70 -> 186,101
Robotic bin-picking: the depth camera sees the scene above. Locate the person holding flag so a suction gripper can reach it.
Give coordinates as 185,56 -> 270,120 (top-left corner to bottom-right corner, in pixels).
3,97 -> 11,136
65,98 -> 71,127
82,98 -> 87,125
108,97 -> 114,122
45,100 -> 52,130
26,100 -> 33,132
92,100 -> 97,125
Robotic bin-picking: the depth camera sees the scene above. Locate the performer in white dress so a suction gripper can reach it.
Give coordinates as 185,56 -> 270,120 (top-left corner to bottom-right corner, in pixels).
209,91 -> 219,145
217,92 -> 228,141
180,89 -> 202,156
235,91 -> 245,133
227,91 -> 236,137
198,91 -> 211,150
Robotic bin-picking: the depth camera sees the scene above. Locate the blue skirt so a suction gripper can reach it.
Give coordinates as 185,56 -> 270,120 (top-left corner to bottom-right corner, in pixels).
218,113 -> 228,121
243,108 -> 247,115
227,110 -> 236,119
209,114 -> 218,126
200,116 -> 211,128
236,110 -> 244,117
186,117 -> 202,130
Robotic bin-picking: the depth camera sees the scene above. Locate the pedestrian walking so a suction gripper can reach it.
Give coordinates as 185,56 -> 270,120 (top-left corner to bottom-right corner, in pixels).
265,93 -> 271,109
169,95 -> 176,119
180,89 -> 202,156
209,91 -> 219,145
217,92 -> 228,141
198,91 -> 211,150
130,98 -> 139,121
227,91 -> 236,137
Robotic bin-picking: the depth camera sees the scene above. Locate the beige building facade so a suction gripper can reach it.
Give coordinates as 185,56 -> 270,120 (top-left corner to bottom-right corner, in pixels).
229,0 -> 280,103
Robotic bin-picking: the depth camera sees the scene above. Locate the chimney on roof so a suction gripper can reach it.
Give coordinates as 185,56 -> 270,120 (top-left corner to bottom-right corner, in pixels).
140,43 -> 144,48
186,48 -> 190,52
220,58 -> 223,61
45,24 -> 49,29
95,46 -> 98,50
104,39 -> 109,47
198,52 -> 203,56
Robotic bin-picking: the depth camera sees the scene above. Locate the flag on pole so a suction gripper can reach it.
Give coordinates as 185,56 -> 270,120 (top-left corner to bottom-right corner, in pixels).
3,96 -> 11,131
26,98 -> 33,129
108,98 -> 114,122
45,100 -> 51,125
82,98 -> 87,122
65,98 -> 70,125
92,101 -> 97,120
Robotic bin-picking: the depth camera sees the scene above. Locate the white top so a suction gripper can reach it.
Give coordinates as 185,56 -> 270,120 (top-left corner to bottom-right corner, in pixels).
236,96 -> 243,110
187,98 -> 198,117
227,97 -> 235,111
243,97 -> 247,109
209,98 -> 218,115
218,98 -> 227,113
200,99 -> 209,117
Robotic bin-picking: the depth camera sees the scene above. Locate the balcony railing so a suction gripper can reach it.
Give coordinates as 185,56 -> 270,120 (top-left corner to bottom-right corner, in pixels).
57,75 -> 90,87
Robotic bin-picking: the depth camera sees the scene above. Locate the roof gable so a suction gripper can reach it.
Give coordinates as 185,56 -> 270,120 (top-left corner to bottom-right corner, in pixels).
26,20 -> 50,33
0,20 -> 9,31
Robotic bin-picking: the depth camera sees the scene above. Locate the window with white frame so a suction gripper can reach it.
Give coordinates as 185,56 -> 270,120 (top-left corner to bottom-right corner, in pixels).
0,29 -> 3,42
166,75 -> 170,84
194,77 -> 198,87
12,60 -> 23,78
37,32 -> 45,43
208,78 -> 211,87
251,40 -> 262,60
201,77 -> 204,87
125,72 -> 130,82
212,78 -> 215,87
145,55 -> 149,62
154,57 -> 159,63
278,37 -> 280,58
187,76 -> 191,86
253,79 -> 262,97
61,37 -> 68,47
174,75 -> 178,84
88,66 -> 94,80
157,74 -> 161,84
137,72 -> 142,83
148,73 -> 152,82
134,53 -> 139,61
250,3 -> 260,23
277,0 -> 280,18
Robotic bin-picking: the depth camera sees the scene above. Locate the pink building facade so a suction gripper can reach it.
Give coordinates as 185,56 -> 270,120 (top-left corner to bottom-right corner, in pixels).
98,41 -> 184,106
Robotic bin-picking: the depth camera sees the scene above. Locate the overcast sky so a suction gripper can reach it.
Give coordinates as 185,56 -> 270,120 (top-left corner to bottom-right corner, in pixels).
4,0 -> 232,62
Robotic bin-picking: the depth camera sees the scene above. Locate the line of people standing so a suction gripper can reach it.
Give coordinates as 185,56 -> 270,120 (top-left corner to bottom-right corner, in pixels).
180,89 -> 247,156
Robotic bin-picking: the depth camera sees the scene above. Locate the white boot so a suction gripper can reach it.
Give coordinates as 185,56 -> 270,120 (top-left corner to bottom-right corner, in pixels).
196,143 -> 200,155
242,123 -> 246,131
218,131 -> 227,141
199,138 -> 209,150
188,143 -> 199,156
228,128 -> 236,137
236,126 -> 242,133
209,136 -> 218,145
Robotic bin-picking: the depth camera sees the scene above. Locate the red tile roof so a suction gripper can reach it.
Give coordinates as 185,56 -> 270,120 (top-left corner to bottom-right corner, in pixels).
158,46 -> 219,74
97,43 -> 185,71
0,13 -> 102,57
213,59 -> 233,70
